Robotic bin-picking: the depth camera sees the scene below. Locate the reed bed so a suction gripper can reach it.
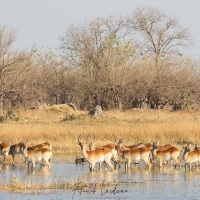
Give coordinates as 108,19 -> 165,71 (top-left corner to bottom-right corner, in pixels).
0,173 -> 144,193
1,105 -> 200,154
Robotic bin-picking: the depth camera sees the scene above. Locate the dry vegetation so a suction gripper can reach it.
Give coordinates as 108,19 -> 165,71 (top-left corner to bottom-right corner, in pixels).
0,104 -> 200,154
0,173 -> 143,193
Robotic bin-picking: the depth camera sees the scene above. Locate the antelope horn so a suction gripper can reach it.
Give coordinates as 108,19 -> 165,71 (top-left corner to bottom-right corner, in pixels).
85,135 -> 89,143
93,134 -> 96,142
114,136 -> 117,144
78,134 -> 81,144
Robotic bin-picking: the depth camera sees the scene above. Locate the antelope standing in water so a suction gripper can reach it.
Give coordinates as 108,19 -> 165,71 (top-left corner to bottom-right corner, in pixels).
9,142 -> 27,164
115,139 -> 152,170
78,135 -> 114,172
23,146 -> 52,170
183,144 -> 200,170
88,135 -> 121,169
152,142 -> 180,168
0,142 -> 11,164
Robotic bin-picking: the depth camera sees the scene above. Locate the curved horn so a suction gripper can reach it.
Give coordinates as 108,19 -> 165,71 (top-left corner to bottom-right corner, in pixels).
93,134 -> 96,142
78,134 -> 81,144
85,135 -> 89,143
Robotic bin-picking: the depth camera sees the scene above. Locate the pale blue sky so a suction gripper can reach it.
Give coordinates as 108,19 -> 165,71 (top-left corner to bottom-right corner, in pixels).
0,0 -> 199,56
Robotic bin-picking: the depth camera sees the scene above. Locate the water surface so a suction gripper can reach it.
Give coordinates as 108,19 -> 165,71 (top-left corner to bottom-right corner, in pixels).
0,154 -> 200,200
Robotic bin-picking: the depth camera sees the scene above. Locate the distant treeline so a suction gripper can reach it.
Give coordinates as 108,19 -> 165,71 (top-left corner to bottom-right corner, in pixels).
0,6 -> 200,113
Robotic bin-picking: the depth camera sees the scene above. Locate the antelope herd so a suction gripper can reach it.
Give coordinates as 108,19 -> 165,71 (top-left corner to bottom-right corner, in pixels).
0,141 -> 52,170
77,135 -> 200,172
0,136 -> 199,173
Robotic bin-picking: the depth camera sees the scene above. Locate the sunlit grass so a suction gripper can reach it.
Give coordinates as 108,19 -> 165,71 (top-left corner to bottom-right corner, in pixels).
1,105 -> 200,154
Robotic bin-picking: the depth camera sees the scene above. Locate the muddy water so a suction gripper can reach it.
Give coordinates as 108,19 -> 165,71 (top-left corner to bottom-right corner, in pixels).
0,154 -> 200,199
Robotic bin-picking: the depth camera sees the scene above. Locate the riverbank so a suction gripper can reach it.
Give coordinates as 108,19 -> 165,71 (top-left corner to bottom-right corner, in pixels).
0,105 -> 200,154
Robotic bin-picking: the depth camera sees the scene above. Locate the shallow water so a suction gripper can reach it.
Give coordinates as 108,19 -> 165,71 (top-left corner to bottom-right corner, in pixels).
0,154 -> 200,199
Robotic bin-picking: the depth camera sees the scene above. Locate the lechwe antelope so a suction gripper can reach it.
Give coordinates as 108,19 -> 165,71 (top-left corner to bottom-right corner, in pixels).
23,147 -> 52,170
152,142 -> 180,168
9,142 -> 27,164
115,139 -> 152,170
88,135 -> 121,169
0,142 -> 11,164
117,138 -> 144,150
183,144 -> 200,170
27,142 -> 52,151
143,142 -> 173,151
78,135 -> 114,172
152,142 -> 175,165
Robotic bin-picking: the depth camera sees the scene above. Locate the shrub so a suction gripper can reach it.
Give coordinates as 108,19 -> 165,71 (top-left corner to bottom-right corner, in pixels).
61,113 -> 77,121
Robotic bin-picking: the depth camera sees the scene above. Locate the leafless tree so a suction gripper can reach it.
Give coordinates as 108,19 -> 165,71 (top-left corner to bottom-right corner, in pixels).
60,16 -> 136,109
126,6 -> 191,74
123,7 -> 192,109
0,27 -> 33,113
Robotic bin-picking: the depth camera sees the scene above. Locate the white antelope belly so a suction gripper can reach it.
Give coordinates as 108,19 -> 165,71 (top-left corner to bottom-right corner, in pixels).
163,155 -> 171,161
132,156 -> 140,162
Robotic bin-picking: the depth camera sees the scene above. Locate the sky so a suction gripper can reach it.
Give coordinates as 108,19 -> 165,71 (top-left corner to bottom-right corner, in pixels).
0,0 -> 199,56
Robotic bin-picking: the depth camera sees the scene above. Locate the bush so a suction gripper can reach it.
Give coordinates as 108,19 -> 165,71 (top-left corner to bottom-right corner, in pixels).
61,113 -> 77,121
0,115 -> 6,123
6,109 -> 20,121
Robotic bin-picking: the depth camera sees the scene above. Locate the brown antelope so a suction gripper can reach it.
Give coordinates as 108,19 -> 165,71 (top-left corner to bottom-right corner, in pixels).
88,135 -> 120,169
143,143 -> 153,150
157,143 -> 175,165
183,144 -> 200,170
23,147 -> 52,169
158,144 -> 174,151
0,142 -> 11,164
152,142 -> 180,168
115,139 -> 152,170
9,142 -> 27,164
143,142 -> 173,151
27,142 -> 52,151
117,138 -> 144,150
78,135 -> 114,172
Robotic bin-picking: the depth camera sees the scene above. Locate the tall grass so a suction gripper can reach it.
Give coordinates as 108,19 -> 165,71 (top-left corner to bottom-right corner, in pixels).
1,105 -> 200,154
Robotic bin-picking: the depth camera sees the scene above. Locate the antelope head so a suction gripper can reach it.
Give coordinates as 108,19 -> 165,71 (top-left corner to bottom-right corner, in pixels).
183,143 -> 191,154
78,135 -> 88,150
114,137 -> 118,150
152,142 -> 158,150
19,141 -> 28,152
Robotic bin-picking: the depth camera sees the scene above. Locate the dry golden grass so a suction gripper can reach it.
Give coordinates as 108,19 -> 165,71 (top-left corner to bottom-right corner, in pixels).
0,174 -> 143,192
1,105 -> 200,154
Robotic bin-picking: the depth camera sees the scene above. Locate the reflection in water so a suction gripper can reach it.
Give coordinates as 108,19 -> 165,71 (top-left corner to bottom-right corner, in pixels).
0,154 -> 200,199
